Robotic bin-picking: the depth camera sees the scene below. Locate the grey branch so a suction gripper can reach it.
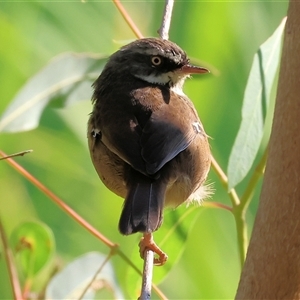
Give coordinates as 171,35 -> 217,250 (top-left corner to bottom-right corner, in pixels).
158,0 -> 174,40
139,1 -> 175,299
139,250 -> 154,300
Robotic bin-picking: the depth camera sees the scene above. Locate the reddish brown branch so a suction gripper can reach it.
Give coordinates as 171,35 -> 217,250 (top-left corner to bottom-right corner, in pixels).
0,218 -> 23,300
112,0 -> 144,39
0,150 -> 116,249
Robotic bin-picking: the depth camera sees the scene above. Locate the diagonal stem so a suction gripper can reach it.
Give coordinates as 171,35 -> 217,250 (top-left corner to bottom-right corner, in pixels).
210,154 -> 240,207
0,150 -> 116,249
112,0 -> 144,39
78,250 -> 113,300
0,150 -> 167,299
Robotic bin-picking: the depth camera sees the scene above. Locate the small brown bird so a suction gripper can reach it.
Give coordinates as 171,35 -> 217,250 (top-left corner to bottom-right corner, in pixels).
88,38 -> 211,265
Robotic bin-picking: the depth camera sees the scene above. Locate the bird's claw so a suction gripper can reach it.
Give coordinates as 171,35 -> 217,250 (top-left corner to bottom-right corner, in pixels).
139,233 -> 168,266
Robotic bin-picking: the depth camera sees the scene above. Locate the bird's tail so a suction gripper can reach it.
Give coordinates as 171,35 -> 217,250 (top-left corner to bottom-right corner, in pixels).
118,172 -> 166,235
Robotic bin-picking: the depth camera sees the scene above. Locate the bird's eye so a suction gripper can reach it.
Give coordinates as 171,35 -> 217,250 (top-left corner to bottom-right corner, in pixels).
151,56 -> 162,66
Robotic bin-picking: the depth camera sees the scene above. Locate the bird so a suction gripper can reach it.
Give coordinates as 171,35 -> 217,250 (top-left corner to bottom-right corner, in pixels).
88,38 -> 211,265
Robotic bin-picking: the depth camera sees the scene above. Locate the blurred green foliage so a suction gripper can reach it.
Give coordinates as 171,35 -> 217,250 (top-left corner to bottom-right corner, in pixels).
10,221 -> 55,278
0,1 -> 288,299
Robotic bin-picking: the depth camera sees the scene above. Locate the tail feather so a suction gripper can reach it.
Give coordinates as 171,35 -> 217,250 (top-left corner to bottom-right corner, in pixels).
119,176 -> 166,235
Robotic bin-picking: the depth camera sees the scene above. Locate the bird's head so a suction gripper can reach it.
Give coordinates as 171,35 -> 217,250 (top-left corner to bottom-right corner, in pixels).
105,38 -> 209,93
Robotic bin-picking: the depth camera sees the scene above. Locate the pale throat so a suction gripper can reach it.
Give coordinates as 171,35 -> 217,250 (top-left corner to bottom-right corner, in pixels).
135,71 -> 188,96
135,72 -> 189,96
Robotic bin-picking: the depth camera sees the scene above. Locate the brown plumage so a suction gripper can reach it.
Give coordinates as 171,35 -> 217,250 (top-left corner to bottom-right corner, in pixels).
88,38 -> 211,264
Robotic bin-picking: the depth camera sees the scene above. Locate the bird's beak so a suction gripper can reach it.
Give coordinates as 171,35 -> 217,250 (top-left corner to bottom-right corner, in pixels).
180,64 -> 209,75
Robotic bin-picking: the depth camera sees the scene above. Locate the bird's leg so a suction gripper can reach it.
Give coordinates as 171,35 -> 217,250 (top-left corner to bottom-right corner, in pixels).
139,233 -> 168,266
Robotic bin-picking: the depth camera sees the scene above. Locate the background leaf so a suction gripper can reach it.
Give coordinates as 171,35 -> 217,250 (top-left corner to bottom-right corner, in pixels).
45,252 -> 124,300
10,221 -> 55,277
0,53 -> 106,133
227,18 -> 287,190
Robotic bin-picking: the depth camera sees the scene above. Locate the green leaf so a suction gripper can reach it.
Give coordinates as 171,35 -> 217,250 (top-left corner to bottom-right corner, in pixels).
45,252 -> 124,300
0,53 -> 106,133
227,18 -> 287,190
10,221 -> 55,278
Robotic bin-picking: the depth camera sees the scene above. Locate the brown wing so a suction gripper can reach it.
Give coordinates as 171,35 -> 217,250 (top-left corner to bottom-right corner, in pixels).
140,104 -> 197,174
94,85 -> 200,176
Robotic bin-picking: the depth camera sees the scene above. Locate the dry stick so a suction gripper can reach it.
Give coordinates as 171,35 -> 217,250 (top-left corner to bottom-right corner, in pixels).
138,1 -> 176,299
0,150 -> 32,161
139,250 -> 154,300
158,0 -> 174,40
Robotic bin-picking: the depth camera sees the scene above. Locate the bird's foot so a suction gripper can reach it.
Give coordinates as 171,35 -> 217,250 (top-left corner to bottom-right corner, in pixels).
139,233 -> 168,266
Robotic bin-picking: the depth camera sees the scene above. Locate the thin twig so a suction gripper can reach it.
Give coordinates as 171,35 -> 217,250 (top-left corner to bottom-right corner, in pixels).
112,0 -> 143,39
78,250 -> 113,300
158,0 -> 174,39
0,150 -> 32,160
0,149 -> 168,299
136,1 -> 175,298
22,278 -> 32,300
117,251 -> 167,300
139,250 -> 154,300
210,154 -> 240,207
0,217 -> 23,300
0,149 -> 116,249
202,201 -> 232,212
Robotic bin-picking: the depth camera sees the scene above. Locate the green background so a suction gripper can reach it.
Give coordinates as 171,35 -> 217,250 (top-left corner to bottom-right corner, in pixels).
0,1 -> 288,299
